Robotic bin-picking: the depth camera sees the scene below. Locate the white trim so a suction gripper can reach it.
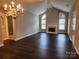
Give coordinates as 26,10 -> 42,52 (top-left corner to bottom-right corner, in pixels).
0,43 -> 4,47
47,32 -> 57,34
68,34 -> 79,55
15,32 -> 38,41
73,43 -> 79,55
68,34 -> 72,41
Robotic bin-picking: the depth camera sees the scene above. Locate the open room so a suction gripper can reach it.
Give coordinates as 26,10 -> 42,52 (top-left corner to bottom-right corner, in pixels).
0,0 -> 79,59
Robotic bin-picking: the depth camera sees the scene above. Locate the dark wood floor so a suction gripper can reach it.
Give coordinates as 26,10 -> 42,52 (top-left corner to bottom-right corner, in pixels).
0,32 -> 79,59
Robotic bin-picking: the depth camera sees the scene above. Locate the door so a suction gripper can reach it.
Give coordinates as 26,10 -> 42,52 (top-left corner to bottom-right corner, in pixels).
58,12 -> 68,33
0,16 -> 3,44
7,16 -> 14,39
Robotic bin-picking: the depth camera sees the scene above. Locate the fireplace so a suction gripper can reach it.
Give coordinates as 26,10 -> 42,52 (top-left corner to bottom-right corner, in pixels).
49,27 -> 55,32
47,26 -> 57,33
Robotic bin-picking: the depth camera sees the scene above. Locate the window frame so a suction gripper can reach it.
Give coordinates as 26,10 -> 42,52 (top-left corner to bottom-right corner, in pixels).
58,13 -> 66,30
41,14 -> 46,30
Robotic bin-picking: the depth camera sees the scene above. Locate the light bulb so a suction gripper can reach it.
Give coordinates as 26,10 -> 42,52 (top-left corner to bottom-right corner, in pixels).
4,4 -> 7,10
9,5 -> 11,10
11,1 -> 15,7
17,4 -> 21,9
21,8 -> 24,13
11,1 -> 15,5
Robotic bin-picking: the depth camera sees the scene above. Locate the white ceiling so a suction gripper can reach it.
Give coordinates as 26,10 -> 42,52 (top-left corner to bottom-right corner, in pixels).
50,0 -> 75,12
24,0 -> 75,15
23,1 -> 47,15
0,0 -> 75,15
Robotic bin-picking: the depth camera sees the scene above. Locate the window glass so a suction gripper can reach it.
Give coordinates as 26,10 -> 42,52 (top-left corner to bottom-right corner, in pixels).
72,17 -> 76,30
41,14 -> 46,20
41,25 -> 46,29
41,14 -> 46,29
59,13 -> 65,30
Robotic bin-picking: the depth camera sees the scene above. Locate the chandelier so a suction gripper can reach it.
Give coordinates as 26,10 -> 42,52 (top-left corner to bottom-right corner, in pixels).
3,1 -> 24,16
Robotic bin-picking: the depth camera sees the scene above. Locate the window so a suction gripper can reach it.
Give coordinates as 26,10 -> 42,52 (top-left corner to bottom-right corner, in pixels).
59,13 -> 66,30
41,14 -> 46,29
72,16 -> 76,30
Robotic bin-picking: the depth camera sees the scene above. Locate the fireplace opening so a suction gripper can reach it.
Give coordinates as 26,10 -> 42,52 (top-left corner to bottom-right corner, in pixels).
47,26 -> 57,33
48,27 -> 55,32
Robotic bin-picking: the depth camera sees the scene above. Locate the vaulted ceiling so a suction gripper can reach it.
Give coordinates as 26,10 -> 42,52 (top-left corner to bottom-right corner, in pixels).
0,0 -> 75,15
50,0 -> 75,12
25,0 -> 75,15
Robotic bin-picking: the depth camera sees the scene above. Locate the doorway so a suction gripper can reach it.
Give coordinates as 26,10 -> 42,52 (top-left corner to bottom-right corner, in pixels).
7,16 -> 13,36
7,16 -> 15,39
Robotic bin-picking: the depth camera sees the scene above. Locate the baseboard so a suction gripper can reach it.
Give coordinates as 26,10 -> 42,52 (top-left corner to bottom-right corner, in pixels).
73,43 -> 79,55
68,34 -> 79,55
16,32 -> 38,41
71,41 -> 79,55
68,34 -> 72,41
0,43 -> 4,47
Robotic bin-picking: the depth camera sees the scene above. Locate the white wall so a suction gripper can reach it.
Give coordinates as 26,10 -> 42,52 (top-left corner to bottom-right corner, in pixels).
16,11 -> 39,40
74,0 -> 79,55
46,8 -> 59,33
68,10 -> 75,42
68,0 -> 79,55
47,8 -> 59,27
46,8 -> 68,33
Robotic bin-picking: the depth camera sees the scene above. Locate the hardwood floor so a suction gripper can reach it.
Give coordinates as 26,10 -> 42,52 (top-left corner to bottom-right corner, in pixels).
0,32 -> 79,59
